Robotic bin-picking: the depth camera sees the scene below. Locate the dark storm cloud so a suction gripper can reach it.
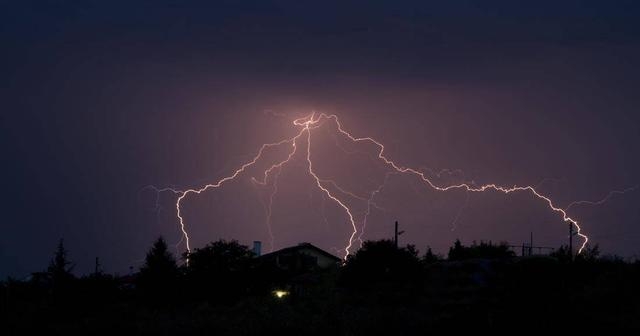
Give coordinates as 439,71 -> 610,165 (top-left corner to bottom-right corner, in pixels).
2,1 -> 640,278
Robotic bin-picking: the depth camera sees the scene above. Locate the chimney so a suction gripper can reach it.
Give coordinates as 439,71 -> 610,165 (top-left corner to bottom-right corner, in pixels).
253,241 -> 262,257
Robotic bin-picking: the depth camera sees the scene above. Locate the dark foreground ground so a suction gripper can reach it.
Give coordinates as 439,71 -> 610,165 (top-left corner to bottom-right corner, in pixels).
3,254 -> 640,335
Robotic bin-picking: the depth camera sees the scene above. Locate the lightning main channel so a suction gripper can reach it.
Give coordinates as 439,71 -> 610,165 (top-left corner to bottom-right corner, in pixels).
318,113 -> 596,253
156,112 -> 630,258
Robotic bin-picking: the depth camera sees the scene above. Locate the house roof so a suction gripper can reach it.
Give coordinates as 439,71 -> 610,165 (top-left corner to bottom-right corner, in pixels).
259,242 -> 341,262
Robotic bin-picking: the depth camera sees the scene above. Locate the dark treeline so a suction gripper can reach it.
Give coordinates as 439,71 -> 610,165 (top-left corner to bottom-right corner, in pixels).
2,238 -> 640,334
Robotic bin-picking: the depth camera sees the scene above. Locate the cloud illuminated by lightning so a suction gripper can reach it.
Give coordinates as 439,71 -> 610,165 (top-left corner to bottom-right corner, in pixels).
153,112 -> 634,259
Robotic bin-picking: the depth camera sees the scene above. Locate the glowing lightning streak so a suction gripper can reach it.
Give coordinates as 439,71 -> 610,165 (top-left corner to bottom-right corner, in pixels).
564,186 -> 638,212
316,113 -> 594,253
250,135 -> 303,252
292,116 -> 359,257
159,112 -> 631,259
450,191 -> 470,232
252,167 -> 281,253
264,169 -> 282,252
141,186 -> 187,252
358,171 -> 396,247
175,131 -> 306,253
319,178 -> 385,211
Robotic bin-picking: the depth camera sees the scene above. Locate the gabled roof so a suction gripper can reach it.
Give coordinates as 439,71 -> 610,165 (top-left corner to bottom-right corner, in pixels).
259,242 -> 341,262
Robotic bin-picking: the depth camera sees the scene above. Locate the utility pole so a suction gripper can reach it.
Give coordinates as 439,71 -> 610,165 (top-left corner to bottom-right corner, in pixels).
568,222 -> 573,259
394,221 -> 399,249
393,220 -> 405,249
94,257 -> 101,276
529,232 -> 533,256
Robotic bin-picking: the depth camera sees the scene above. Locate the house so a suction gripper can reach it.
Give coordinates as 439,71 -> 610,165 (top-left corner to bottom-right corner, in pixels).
258,242 -> 341,272
256,242 -> 341,298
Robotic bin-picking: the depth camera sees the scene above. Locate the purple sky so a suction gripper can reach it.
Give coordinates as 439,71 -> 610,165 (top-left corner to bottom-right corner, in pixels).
1,1 -> 640,278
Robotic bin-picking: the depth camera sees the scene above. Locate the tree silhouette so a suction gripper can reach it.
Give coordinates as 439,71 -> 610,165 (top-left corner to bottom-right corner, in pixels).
184,239 -> 254,302
422,246 -> 441,264
137,236 -> 179,301
45,239 -> 75,304
550,245 -> 573,263
448,240 -> 514,260
47,239 -> 75,283
575,244 -> 600,263
448,239 -> 465,260
185,239 -> 254,274
340,239 -> 421,287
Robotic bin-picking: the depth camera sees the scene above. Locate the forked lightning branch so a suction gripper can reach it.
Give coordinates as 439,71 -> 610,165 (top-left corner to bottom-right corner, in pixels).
152,113 -> 633,259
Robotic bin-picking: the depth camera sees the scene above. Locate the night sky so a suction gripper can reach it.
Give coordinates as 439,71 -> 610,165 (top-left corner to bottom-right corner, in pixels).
2,0 -> 640,278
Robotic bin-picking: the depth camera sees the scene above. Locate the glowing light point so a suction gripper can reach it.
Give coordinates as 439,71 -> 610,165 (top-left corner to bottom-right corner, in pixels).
273,289 -> 289,299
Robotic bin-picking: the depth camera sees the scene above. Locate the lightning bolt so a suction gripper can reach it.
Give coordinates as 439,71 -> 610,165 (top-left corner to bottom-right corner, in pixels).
140,185 -> 187,253
357,171 -> 396,248
153,112 -> 632,259
252,166 -> 282,253
450,190 -> 470,232
173,133 -> 305,253
303,117 -> 360,257
321,113 -> 598,253
565,186 -> 638,212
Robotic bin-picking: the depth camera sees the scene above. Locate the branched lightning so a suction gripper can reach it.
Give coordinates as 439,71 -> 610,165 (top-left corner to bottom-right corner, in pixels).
252,166 -> 282,253
153,112 -> 633,258
302,117 -> 360,257
170,133 -> 305,253
320,113 -> 598,253
564,186 -> 638,211
450,190 -> 470,232
357,171 -> 396,247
